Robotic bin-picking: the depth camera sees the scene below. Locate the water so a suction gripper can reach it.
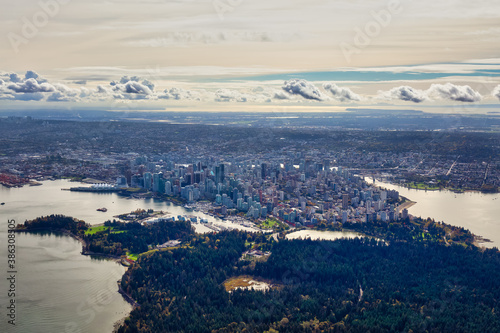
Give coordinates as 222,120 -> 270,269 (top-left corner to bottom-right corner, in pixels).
0,179 -> 254,333
286,230 -> 363,241
0,230 -> 131,333
0,179 -> 256,232
372,179 -> 500,248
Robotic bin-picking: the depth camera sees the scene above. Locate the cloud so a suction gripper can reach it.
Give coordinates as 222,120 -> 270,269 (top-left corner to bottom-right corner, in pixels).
7,79 -> 55,93
492,85 -> 500,101
282,79 -> 326,101
379,84 -> 482,103
11,92 -> 45,101
215,89 -> 248,102
47,91 -> 73,102
109,76 -> 155,100
323,83 -> 361,102
0,71 -> 84,102
158,87 -> 202,100
427,83 -> 481,102
9,73 -> 22,83
124,31 -> 300,48
273,90 -> 292,100
381,86 -> 428,103
123,81 -> 153,94
24,70 -> 47,83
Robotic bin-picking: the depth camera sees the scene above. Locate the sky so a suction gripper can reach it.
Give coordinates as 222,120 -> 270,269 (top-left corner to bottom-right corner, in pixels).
1,0 -> 500,113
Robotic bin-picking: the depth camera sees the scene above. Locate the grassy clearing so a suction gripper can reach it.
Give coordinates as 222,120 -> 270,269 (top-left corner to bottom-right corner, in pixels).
85,225 -> 112,235
126,252 -> 139,261
85,226 -> 128,235
259,218 -> 284,229
406,183 -> 440,191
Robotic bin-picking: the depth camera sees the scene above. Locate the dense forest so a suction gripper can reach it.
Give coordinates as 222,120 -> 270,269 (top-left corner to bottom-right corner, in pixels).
18,215 -> 194,256
341,217 -> 475,246
83,220 -> 195,256
118,231 -> 500,333
17,216 -> 500,332
18,214 -> 88,235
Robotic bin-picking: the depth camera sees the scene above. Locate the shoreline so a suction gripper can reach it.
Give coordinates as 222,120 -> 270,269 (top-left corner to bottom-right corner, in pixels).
373,177 -> 499,194
397,200 -> 416,213
16,226 -> 139,333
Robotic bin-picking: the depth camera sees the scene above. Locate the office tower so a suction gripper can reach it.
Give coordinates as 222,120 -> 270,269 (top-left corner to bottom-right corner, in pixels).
342,193 -> 349,210
143,172 -> 152,190
153,173 -> 161,192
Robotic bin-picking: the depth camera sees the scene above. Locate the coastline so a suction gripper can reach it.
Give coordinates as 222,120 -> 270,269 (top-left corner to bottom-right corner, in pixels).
473,235 -> 493,249
16,226 -> 139,332
397,200 -> 416,213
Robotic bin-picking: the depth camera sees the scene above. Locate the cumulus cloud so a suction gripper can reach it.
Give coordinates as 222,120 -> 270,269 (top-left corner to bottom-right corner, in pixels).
24,70 -> 47,83
7,78 -> 55,93
492,85 -> 500,100
282,79 -> 326,101
47,91 -> 72,102
379,84 -> 482,103
428,83 -> 481,102
381,86 -> 428,103
108,76 -> 156,100
111,76 -> 155,91
0,71 -> 84,102
273,90 -> 292,100
9,73 -> 22,83
158,87 -> 202,100
323,83 -> 361,102
215,89 -> 248,102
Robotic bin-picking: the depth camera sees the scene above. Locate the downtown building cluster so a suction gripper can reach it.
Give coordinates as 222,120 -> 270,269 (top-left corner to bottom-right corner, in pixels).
120,150 -> 405,227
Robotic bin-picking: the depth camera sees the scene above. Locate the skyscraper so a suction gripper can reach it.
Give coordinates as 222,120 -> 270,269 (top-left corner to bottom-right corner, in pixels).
215,163 -> 225,184
342,193 -> 349,210
143,172 -> 152,190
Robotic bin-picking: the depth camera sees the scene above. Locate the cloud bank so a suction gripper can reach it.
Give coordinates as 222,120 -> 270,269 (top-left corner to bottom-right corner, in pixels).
380,83 -> 482,103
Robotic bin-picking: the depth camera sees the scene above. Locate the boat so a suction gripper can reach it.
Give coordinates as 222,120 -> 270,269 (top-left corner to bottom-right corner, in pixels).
1,202 -> 4,205
97,207 -> 108,212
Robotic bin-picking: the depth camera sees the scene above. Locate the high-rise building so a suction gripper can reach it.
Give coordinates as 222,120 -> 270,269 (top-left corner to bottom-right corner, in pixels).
215,164 -> 225,184
153,173 -> 162,192
261,163 -> 267,179
342,193 -> 349,210
143,172 -> 152,190
165,181 -> 172,196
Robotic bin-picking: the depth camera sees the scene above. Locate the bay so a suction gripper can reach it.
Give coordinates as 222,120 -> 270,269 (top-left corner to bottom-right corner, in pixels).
371,179 -> 500,248
0,179 -> 253,333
